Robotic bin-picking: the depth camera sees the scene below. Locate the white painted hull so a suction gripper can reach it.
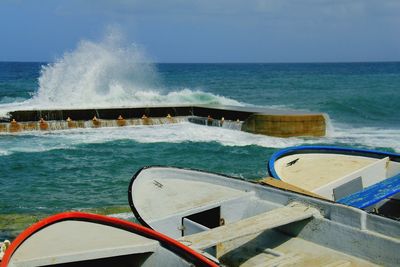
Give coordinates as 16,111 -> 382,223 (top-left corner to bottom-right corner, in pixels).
129,166 -> 400,267
1,212 -> 217,267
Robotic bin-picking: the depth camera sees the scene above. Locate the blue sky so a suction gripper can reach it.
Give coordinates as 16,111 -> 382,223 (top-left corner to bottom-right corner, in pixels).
0,0 -> 399,63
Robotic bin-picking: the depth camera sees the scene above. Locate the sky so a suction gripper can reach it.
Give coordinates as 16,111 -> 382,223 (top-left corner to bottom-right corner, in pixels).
0,0 -> 399,63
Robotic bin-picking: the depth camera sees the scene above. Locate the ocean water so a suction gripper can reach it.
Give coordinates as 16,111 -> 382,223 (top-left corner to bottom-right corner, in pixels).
0,40 -> 399,240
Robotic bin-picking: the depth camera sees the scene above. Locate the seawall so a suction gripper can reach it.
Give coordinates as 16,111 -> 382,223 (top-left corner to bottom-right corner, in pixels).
0,105 -> 326,137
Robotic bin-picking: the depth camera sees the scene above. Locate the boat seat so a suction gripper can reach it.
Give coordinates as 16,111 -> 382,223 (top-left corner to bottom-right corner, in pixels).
258,177 -> 327,199
315,157 -> 389,200
337,173 -> 400,209
178,202 -> 319,250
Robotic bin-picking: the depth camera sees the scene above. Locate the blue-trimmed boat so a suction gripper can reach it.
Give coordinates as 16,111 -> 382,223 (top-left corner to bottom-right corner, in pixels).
268,146 -> 400,218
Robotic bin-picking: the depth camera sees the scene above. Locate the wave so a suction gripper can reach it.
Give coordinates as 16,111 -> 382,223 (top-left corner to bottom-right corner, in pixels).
0,149 -> 11,156
0,29 -> 242,117
0,96 -> 28,104
1,121 -> 398,157
326,123 -> 400,152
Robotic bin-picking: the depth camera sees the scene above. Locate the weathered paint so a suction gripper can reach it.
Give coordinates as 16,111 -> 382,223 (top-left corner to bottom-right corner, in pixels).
241,114 -> 326,137
338,173 -> 400,208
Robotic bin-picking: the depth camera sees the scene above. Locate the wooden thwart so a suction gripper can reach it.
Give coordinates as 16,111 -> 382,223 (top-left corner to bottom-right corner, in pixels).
179,202 -> 318,250
258,177 -> 327,200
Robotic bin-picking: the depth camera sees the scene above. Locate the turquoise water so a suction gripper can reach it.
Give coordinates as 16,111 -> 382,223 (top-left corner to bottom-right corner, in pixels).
0,61 -> 400,240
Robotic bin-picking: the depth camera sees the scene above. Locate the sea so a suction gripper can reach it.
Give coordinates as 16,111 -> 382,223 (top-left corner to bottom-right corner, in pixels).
0,37 -> 399,240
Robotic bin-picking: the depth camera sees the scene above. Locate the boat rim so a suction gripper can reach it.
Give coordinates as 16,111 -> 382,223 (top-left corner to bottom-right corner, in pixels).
128,165 -> 339,228
128,165 -> 250,229
267,145 -> 400,180
0,211 -> 218,267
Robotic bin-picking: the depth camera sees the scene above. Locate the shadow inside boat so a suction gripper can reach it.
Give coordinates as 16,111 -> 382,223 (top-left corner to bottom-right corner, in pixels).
219,219 -> 311,266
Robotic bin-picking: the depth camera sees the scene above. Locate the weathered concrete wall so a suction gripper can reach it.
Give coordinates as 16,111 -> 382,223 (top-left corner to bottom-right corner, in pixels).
5,107 -> 194,122
5,106 -> 255,123
192,106 -> 253,121
0,106 -> 327,137
0,117 -> 185,133
241,114 -> 326,137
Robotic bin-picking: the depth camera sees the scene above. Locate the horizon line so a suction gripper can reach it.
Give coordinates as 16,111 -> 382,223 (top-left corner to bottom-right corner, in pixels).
1,60 -> 400,64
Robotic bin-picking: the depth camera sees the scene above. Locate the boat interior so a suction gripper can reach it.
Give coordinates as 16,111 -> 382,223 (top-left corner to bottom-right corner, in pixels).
130,167 -> 400,267
5,219 -> 203,267
273,154 -> 400,214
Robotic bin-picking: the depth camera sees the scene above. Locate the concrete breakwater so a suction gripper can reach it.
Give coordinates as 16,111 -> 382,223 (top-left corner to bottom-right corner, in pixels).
0,116 -> 187,132
0,105 -> 326,137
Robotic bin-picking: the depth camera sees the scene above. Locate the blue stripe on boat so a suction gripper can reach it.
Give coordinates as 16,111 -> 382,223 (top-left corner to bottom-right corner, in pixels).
337,173 -> 400,209
267,145 -> 400,180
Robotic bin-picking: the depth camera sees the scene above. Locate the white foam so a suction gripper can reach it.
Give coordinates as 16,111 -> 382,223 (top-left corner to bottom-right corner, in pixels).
0,28 -> 241,117
1,120 -> 397,157
109,212 -> 136,221
0,97 -> 27,104
326,123 -> 400,152
0,132 -> 74,156
0,149 -> 11,156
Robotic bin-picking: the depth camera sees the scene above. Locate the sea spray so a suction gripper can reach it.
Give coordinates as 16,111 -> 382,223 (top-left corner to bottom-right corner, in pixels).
0,29 -> 242,118
34,29 -> 161,107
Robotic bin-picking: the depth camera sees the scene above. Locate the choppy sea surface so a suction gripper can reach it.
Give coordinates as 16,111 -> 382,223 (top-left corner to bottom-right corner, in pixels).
0,40 -> 399,239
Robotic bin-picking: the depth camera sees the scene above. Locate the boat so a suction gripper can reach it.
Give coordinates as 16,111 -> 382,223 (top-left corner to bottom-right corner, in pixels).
267,146 -> 400,217
0,212 -> 218,267
128,166 -> 400,267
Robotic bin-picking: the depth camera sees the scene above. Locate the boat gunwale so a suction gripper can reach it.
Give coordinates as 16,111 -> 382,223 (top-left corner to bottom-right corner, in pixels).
267,145 -> 400,181
0,212 -> 218,267
128,165 -> 343,227
128,165 -> 252,229
128,165 -> 400,266
128,165 -> 400,228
